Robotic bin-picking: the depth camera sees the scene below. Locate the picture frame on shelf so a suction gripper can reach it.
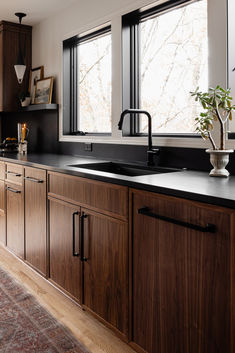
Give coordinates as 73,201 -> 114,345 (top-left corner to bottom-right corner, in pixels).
35,77 -> 53,104
29,66 -> 44,104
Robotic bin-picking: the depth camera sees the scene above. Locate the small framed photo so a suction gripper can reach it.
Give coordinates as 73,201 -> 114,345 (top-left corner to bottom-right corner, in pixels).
29,66 -> 44,104
35,77 -> 53,104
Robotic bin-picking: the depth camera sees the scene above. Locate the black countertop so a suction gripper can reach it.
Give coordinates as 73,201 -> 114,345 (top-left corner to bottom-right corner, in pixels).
1,153 -> 235,209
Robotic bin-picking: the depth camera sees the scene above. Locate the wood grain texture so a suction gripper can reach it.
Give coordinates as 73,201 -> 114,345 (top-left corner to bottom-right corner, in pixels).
6,163 -> 24,185
0,162 -> 5,180
49,197 -> 82,302
48,171 -> 128,220
6,182 -> 24,259
0,21 -> 32,112
82,208 -> 129,337
25,167 -> 47,276
0,180 -> 5,245
130,189 -> 234,353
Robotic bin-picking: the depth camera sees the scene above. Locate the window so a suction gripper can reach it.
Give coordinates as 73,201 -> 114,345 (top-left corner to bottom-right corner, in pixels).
122,0 -> 208,136
63,25 -> 111,135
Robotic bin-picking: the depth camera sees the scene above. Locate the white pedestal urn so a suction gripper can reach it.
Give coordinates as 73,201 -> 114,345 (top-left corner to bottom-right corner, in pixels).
206,149 -> 234,177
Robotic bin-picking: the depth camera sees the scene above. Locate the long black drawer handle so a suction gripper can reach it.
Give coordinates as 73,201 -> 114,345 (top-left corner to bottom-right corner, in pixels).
6,171 -> 21,177
138,207 -> 216,233
72,211 -> 79,257
24,176 -> 44,183
80,213 -> 88,262
6,186 -> 21,194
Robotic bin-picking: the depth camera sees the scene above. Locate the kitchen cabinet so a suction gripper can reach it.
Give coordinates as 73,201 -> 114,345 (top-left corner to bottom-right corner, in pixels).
130,189 -> 234,353
49,197 -> 82,302
0,162 -> 6,244
82,208 -> 129,337
0,21 -> 32,112
6,182 -> 24,258
48,171 -> 129,338
25,167 -> 47,276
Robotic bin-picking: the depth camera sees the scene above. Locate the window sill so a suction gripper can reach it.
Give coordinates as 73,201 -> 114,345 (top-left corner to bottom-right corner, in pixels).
59,134 -> 214,149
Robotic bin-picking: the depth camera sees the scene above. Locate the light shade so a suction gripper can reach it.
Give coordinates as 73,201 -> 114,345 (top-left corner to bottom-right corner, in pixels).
14,64 -> 26,84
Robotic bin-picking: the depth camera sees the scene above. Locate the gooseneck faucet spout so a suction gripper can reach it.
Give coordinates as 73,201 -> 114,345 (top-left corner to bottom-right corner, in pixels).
118,109 -> 159,166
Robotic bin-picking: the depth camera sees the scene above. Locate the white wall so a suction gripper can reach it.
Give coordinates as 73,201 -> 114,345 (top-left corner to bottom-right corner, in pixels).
32,0 -> 231,149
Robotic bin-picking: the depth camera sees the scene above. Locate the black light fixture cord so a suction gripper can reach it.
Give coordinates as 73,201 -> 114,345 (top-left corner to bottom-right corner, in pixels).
15,13 -> 26,66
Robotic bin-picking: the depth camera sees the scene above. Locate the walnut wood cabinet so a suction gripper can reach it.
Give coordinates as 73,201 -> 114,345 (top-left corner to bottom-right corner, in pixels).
0,162 -> 5,244
82,208 -> 129,337
1,161 -> 235,352
6,182 -> 24,258
48,171 -> 129,338
130,188 -> 235,353
25,167 -> 47,276
49,197 -> 82,302
0,21 -> 32,112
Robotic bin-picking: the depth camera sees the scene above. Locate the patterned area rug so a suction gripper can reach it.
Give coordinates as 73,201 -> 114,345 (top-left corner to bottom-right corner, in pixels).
0,266 -> 91,353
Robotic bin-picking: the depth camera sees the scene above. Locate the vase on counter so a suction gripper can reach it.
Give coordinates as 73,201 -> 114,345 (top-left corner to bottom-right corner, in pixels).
206,149 -> 233,177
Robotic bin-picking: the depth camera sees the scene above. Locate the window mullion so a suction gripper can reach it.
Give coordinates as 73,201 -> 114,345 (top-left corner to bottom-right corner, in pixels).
130,22 -> 140,134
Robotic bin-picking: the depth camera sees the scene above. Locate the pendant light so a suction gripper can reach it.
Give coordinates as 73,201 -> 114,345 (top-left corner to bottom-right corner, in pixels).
14,12 -> 26,84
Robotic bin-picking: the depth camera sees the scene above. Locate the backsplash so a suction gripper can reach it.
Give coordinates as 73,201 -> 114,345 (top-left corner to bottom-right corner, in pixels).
2,110 -> 235,175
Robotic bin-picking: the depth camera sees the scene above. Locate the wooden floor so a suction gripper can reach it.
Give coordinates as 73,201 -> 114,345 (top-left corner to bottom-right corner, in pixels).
0,244 -> 135,353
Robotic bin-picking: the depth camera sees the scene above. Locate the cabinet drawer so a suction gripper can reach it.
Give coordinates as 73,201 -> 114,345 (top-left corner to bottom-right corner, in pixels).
6,163 -> 23,185
0,162 -> 5,180
25,166 -> 46,183
48,172 -> 128,220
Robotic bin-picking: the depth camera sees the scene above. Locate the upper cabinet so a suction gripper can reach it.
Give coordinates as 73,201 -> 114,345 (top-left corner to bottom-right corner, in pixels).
0,21 -> 32,112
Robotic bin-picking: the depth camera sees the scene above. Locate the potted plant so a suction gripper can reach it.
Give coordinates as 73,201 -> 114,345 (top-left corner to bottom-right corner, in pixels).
191,85 -> 235,177
19,91 -> 31,107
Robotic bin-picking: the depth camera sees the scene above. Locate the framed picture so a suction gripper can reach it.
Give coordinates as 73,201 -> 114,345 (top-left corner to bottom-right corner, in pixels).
29,66 -> 44,104
35,77 -> 53,104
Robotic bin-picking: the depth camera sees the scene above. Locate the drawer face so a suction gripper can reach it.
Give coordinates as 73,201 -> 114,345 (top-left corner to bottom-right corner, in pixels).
0,162 -> 5,180
48,172 -> 128,220
6,163 -> 23,185
25,166 -> 46,183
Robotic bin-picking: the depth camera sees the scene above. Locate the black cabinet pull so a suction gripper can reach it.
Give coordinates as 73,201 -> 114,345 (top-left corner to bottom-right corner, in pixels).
138,207 -> 216,233
6,186 -> 21,194
6,171 -> 21,177
80,213 -> 88,262
72,211 -> 79,257
24,176 -> 44,183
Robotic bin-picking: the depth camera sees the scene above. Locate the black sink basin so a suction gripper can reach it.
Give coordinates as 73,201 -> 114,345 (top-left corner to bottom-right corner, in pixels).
68,162 -> 180,177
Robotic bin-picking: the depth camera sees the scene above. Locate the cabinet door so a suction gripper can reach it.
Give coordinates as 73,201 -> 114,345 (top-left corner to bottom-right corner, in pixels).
49,197 -> 82,302
0,22 -> 32,112
25,167 -> 47,276
0,180 -> 6,244
6,183 -> 24,258
131,189 -> 232,353
82,209 -> 129,337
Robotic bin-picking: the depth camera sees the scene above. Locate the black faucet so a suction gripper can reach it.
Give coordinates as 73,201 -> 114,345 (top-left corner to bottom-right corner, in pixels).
118,109 -> 159,166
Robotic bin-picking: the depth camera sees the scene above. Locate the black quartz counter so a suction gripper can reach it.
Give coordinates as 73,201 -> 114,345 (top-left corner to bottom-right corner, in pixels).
1,153 -> 235,209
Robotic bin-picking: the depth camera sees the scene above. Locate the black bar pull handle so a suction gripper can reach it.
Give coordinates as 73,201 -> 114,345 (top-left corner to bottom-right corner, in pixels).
24,176 -> 44,183
6,186 -> 21,194
6,171 -> 21,177
80,213 -> 88,262
138,207 -> 216,233
72,211 -> 79,257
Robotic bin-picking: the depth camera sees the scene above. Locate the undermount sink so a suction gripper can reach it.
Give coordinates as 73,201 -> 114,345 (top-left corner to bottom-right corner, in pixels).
68,162 -> 180,177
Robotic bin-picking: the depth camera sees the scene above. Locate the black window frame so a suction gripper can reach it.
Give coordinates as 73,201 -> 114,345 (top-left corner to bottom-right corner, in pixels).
122,0 -> 203,138
63,25 -> 112,136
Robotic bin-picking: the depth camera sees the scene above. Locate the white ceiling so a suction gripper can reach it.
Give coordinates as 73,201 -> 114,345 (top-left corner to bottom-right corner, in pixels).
0,0 -> 79,25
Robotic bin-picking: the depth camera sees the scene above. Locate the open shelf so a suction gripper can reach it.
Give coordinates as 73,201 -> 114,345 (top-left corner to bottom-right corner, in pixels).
21,104 -> 58,112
